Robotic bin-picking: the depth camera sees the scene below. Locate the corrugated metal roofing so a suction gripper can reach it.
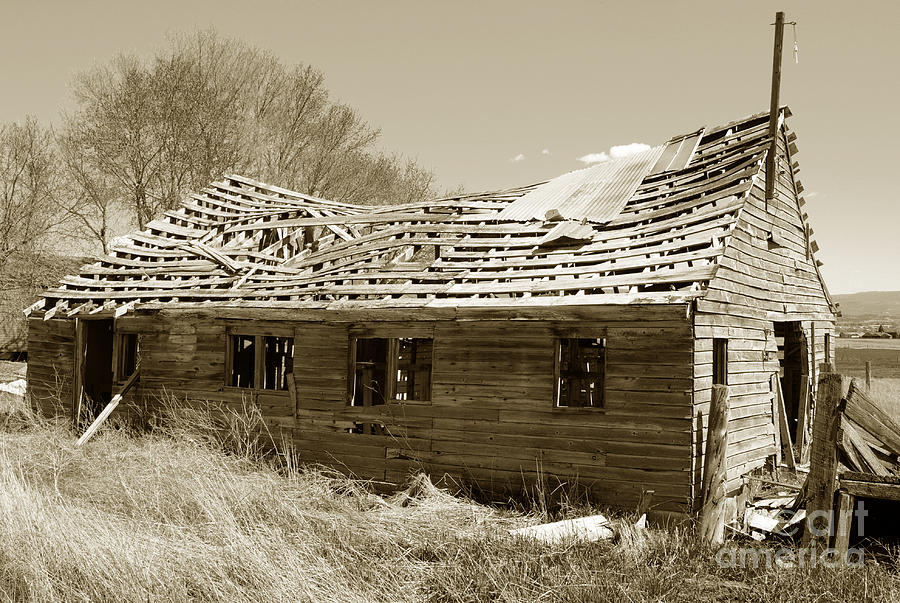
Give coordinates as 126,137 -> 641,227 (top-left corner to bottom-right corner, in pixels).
496,144 -> 666,224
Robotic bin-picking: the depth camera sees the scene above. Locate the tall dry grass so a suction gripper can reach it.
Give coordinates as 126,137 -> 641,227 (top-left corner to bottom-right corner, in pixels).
0,395 -> 898,602
869,378 -> 900,418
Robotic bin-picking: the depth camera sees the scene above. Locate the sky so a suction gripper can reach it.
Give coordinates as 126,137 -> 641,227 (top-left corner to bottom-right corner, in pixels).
0,0 -> 897,294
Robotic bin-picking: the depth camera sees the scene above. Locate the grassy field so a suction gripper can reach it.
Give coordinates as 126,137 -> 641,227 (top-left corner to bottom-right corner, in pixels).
835,338 -> 900,380
1,399 -> 899,601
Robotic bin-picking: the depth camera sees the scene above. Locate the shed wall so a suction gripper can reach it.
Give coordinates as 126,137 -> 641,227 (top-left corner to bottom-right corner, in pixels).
693,132 -> 836,499
122,304 -> 695,511
25,318 -> 76,417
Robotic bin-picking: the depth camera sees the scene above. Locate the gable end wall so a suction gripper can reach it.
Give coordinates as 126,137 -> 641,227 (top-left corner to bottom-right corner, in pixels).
692,130 -> 836,503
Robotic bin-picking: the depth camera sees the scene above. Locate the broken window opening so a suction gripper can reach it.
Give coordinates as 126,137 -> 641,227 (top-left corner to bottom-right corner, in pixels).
713,338 -> 728,386
351,337 -> 433,406
115,333 -> 141,384
396,338 -> 433,401
263,336 -> 294,390
227,333 -> 294,391
230,334 -> 256,388
555,338 -> 606,408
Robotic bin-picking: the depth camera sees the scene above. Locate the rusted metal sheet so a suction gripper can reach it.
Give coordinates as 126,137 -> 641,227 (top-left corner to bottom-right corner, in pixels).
496,144 -> 665,224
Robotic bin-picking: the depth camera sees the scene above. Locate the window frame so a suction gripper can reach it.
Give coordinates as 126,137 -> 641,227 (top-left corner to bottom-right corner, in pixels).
348,335 -> 433,407
553,337 -> 607,409
224,325 -> 295,393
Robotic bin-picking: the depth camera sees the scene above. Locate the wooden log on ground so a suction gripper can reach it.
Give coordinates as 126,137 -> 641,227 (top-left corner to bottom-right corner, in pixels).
699,384 -> 729,546
802,371 -> 843,549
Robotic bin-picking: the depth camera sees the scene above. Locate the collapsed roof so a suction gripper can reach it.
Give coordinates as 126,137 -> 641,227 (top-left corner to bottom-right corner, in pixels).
32,107 -> 825,317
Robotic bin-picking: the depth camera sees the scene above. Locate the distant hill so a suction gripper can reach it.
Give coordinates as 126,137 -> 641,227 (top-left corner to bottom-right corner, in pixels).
833,291 -> 900,318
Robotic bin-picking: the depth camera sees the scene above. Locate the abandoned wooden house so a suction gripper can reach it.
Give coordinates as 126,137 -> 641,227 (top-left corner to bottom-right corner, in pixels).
26,107 -> 837,514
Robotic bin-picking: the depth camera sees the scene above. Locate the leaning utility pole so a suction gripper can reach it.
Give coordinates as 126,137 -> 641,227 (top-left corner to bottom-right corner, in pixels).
765,11 -> 785,204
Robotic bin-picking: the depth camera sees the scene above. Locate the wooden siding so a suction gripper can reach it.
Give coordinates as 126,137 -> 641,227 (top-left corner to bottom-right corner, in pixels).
114,304 -> 695,512
25,318 -> 76,416
693,131 -> 836,501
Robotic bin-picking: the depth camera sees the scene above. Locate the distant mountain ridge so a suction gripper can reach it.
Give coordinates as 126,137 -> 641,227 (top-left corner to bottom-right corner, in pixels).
832,291 -> 900,318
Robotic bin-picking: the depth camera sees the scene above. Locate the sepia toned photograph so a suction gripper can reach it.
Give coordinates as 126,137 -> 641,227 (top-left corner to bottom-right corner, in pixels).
1,1 -> 898,600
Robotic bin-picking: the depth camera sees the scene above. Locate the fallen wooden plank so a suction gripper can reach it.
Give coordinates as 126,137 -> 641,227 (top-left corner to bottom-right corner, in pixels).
746,510 -> 780,533
839,428 -> 867,474
508,514 -> 613,544
841,418 -> 891,477
774,375 -> 796,469
75,370 -> 140,447
753,496 -> 796,509
844,380 -> 900,457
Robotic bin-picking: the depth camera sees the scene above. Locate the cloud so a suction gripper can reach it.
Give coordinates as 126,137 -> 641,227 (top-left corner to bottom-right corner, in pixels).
609,142 -> 651,158
805,191 -> 819,199
577,142 -> 651,164
541,148 -> 550,156
510,153 -> 526,163
577,152 -> 610,164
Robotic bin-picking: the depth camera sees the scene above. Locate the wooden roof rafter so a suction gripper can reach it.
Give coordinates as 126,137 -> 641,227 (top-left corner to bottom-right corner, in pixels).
33,109 -> 812,316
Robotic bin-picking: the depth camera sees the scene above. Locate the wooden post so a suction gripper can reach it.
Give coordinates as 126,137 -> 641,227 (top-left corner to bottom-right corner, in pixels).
765,11 -> 786,204
803,371 -> 843,549
699,384 -> 730,546
833,490 -> 854,555
811,323 -> 816,382
865,361 -> 872,390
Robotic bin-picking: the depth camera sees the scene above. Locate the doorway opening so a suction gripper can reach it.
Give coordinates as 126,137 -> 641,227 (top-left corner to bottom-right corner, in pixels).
79,319 -> 114,424
774,321 -> 808,444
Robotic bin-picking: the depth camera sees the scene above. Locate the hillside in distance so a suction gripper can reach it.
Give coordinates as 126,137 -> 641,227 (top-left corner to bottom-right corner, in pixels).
833,291 -> 900,334
833,291 -> 900,317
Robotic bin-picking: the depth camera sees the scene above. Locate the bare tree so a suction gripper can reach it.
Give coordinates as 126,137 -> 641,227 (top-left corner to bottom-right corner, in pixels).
67,56 -> 172,229
61,29 -> 438,237
56,127 -> 119,255
0,118 -> 62,273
